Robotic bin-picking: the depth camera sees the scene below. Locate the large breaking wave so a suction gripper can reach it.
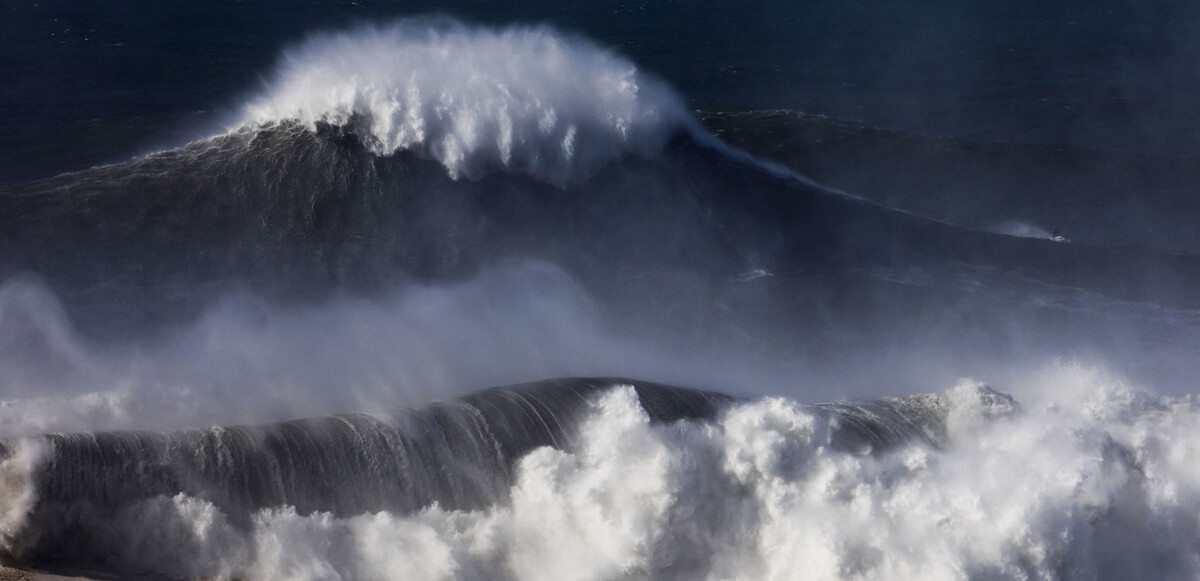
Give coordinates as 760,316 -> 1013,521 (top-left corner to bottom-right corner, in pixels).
4,372 -> 1200,580
3,17 -> 1200,581
0,377 -> 993,576
4,19 -> 1198,336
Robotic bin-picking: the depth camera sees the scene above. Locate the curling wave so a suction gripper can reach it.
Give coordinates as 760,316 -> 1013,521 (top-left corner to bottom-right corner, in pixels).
240,19 -> 696,186
9,371 -> 1198,581
0,377 -> 989,575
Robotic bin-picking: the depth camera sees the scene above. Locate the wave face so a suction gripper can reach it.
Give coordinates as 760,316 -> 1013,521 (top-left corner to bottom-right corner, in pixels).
1,378 -> 970,576
241,19 -> 695,186
7,117 -> 1200,348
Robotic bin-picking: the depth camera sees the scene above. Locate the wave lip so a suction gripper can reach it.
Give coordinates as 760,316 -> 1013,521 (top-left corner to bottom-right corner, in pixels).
240,18 -> 696,187
0,377 -> 975,575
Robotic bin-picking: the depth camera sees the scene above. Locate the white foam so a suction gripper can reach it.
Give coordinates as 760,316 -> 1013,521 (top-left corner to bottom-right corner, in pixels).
240,19 -> 697,187
0,439 -> 44,551
32,365 -> 1200,580
987,219 -> 1054,240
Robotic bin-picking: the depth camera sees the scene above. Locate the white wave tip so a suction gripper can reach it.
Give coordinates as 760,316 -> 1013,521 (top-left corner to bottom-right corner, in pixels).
241,18 -> 696,187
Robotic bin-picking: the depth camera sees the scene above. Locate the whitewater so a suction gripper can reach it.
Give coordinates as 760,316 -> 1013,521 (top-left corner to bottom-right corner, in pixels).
2,16 -> 1200,581
3,369 -> 1199,580
239,18 -> 698,186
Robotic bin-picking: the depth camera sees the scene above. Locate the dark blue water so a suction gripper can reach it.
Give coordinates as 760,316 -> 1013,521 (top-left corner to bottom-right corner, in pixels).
5,0 -> 1200,184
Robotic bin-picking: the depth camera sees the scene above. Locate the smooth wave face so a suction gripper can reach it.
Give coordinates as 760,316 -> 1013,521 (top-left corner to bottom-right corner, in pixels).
241,19 -> 696,187
0,378 -> 999,577
7,119 -> 1200,341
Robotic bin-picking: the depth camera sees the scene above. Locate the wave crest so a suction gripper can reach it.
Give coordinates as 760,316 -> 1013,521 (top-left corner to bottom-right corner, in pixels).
240,18 -> 696,186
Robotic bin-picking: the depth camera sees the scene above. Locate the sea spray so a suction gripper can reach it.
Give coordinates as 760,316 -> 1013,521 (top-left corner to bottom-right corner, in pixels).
193,371 -> 1200,579
0,378 -> 967,576
10,369 -> 1199,579
3,13 -> 1200,581
0,439 -> 44,555
0,370 -> 1168,578
241,19 -> 697,187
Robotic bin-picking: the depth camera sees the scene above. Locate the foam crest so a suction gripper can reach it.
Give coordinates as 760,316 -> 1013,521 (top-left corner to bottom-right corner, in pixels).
71,366 -> 1200,580
241,19 -> 696,186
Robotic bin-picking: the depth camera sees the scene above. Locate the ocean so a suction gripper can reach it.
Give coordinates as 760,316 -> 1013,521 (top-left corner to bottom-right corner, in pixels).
2,2 -> 1200,579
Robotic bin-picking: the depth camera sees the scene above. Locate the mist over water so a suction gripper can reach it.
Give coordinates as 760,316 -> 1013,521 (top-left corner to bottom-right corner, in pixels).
2,14 -> 1200,581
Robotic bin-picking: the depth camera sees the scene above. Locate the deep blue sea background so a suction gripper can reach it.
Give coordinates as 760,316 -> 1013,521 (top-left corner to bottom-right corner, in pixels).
5,0 -> 1200,184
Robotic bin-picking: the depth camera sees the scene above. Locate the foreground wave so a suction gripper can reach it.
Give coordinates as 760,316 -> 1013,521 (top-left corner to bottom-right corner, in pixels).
4,371 -> 1199,580
1,377 -> 976,573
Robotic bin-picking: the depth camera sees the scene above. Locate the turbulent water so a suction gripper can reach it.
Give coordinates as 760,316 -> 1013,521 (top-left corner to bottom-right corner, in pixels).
3,11 -> 1200,581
